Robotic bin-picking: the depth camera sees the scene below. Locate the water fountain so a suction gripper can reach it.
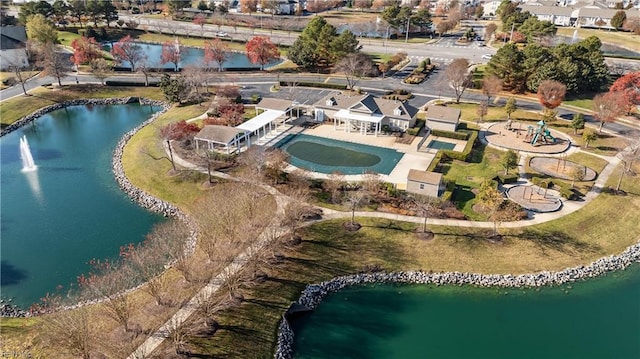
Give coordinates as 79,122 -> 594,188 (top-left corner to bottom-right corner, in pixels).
19,135 -> 37,172
571,29 -> 578,44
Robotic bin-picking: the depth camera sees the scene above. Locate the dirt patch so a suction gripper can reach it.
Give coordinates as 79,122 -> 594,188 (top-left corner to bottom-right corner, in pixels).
342,222 -> 362,232
415,229 -> 434,241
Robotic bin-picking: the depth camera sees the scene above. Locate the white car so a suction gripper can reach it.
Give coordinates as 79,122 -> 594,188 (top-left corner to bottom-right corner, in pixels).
481,54 -> 493,59
216,32 -> 229,37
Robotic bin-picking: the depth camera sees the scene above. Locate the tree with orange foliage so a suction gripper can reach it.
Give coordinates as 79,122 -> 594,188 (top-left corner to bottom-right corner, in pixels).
70,36 -> 101,67
593,92 -> 625,132
537,80 -> 566,110
204,38 -> 230,72
161,40 -> 182,72
240,0 -> 258,13
245,36 -> 280,70
111,35 -> 144,72
608,71 -> 640,115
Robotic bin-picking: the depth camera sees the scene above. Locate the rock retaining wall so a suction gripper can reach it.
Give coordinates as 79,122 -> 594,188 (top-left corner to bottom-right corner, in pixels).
275,242 -> 640,358
1,98 -> 199,317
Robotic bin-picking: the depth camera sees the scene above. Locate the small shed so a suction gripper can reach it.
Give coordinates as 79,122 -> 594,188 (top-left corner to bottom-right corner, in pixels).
425,106 -> 460,132
194,125 -> 250,154
406,169 -> 444,197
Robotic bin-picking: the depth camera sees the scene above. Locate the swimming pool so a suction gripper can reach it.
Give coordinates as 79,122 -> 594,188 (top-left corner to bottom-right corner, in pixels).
426,139 -> 456,150
275,134 -> 404,175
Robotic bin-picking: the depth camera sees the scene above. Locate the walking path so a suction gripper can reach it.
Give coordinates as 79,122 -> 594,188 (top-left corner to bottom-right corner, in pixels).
131,116 -> 623,357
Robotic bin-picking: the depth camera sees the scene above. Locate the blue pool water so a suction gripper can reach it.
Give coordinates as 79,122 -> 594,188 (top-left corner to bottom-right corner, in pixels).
275,134 -> 404,175
427,139 -> 456,150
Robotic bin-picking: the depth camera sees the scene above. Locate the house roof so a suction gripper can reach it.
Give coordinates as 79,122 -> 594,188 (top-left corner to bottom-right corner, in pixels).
0,26 -> 27,50
425,106 -> 461,123
194,125 -> 247,145
315,92 -> 418,120
236,109 -> 285,132
256,98 -> 292,112
520,5 -> 577,16
407,169 -> 443,184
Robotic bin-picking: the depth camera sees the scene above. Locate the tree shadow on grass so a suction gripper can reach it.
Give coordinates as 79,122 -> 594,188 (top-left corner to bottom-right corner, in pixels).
433,230 -> 496,249
509,229 -> 600,256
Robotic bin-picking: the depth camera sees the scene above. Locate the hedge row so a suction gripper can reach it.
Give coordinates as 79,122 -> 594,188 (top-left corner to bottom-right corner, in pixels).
278,81 -> 347,90
441,130 -> 478,161
431,129 -> 469,140
441,181 -> 456,202
406,119 -> 426,136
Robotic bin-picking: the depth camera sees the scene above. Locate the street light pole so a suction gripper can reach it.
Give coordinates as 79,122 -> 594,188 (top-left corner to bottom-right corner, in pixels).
405,17 -> 410,43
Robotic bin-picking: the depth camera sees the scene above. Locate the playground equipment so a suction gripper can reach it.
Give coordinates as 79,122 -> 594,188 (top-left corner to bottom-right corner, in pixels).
527,120 -> 556,146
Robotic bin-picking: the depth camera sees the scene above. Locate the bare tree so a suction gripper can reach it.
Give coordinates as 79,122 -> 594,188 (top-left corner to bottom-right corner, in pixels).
237,146 -> 267,182
593,92 -> 625,132
482,75 -> 503,105
78,262 -> 136,332
6,59 -> 30,95
265,148 -> 290,184
324,171 -> 345,204
616,138 -> 640,191
334,53 -> 376,90
37,43 -> 72,87
412,194 -> 439,234
44,307 -> 94,359
344,185 -> 367,228
281,189 -> 317,243
446,58 -> 472,103
89,58 -> 111,85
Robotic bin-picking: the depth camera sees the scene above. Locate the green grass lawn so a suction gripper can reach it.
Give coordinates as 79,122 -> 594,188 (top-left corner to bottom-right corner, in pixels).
57,30 -> 81,46
556,27 -> 640,52
0,85 -> 165,128
174,178 -> 640,357
121,103 -> 211,211
449,102 -> 544,123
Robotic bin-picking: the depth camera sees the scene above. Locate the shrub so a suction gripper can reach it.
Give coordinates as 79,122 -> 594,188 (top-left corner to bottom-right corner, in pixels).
497,174 -> 518,184
251,93 -> 261,104
427,151 -> 444,172
431,129 -> 469,140
441,181 -> 455,202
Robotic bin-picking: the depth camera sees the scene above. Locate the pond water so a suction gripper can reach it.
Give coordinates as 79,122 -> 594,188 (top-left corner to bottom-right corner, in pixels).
275,134 -> 404,175
103,42 -> 282,70
292,264 -> 640,359
0,104 -> 164,308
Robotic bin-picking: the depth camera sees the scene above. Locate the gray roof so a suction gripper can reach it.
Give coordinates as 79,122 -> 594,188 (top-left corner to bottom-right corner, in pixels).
315,92 -> 418,120
194,125 -> 246,144
256,97 -> 292,112
519,5 -> 577,16
0,26 -> 27,50
407,169 -> 443,184
425,106 -> 461,124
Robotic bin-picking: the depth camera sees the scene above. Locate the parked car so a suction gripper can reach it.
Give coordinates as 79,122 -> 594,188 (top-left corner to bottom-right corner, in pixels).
216,32 -> 229,37
481,54 -> 493,59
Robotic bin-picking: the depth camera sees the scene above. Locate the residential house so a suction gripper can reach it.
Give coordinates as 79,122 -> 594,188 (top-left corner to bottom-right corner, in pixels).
406,169 -> 445,197
424,106 -> 460,132
519,5 -> 578,26
313,92 -> 419,136
483,0 -> 503,17
0,25 -> 29,70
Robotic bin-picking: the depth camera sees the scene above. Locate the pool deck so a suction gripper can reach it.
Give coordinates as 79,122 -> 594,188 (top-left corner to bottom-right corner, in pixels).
271,124 -> 436,189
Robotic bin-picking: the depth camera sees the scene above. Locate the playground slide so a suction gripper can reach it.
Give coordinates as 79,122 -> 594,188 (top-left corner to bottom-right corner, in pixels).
544,130 -> 556,142
530,133 -> 539,145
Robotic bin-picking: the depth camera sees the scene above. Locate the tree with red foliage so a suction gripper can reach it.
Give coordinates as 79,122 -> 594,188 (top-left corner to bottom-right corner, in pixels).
593,92 -> 625,132
204,38 -> 230,72
537,80 -> 566,110
111,35 -> 144,72
70,36 -> 101,67
205,100 -> 245,126
609,71 -> 640,115
161,39 -> 182,72
245,36 -> 280,70
160,120 -> 201,170
193,13 -> 207,37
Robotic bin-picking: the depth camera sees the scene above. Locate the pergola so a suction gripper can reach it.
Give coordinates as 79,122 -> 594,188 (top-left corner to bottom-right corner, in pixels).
333,109 -> 384,136
194,125 -> 250,154
236,109 -> 286,141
